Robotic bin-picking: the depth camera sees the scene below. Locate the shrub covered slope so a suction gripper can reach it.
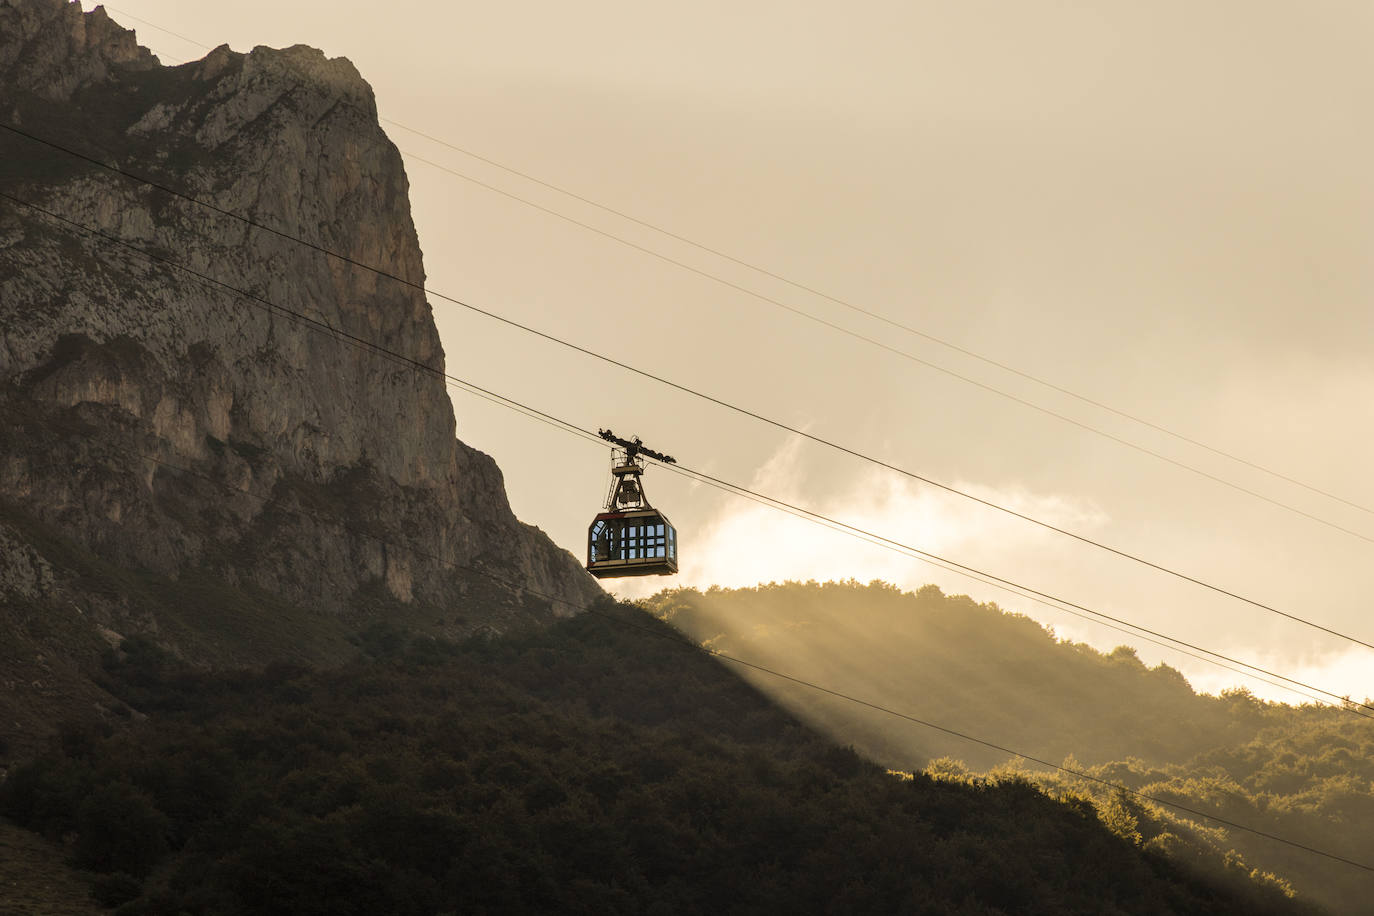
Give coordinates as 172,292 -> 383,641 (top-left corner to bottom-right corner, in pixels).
0,602 -> 1313,915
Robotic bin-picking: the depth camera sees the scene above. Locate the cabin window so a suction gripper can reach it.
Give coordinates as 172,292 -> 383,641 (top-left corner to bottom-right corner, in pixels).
588,515 -> 677,572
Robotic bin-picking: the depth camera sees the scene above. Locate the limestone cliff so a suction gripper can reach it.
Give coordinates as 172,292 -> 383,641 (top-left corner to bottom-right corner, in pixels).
0,0 -> 603,710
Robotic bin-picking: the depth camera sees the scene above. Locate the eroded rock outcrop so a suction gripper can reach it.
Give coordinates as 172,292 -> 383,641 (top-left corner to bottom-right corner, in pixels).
0,0 -> 602,666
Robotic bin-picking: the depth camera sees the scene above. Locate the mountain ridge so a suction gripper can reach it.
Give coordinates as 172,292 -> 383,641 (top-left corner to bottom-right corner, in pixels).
0,0 -> 600,753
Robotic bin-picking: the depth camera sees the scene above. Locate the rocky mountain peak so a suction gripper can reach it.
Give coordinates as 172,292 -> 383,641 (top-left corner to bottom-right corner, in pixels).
0,0 -> 603,684
1,0 -> 156,100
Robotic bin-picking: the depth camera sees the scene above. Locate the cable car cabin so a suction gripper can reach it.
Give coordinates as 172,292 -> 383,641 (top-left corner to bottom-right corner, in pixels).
586,430 -> 679,579
588,509 -> 677,578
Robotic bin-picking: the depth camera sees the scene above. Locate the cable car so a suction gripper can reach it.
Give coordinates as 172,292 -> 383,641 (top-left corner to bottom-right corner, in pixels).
587,429 -> 678,578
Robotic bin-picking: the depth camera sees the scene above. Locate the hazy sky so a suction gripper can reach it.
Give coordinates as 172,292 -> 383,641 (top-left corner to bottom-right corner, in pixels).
86,1 -> 1372,703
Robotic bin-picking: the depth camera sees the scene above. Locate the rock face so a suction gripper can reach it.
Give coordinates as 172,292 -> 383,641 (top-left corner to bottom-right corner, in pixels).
0,0 -> 603,665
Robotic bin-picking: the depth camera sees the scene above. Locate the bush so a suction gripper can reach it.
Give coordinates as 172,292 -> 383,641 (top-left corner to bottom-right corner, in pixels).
90,871 -> 143,908
73,782 -> 170,877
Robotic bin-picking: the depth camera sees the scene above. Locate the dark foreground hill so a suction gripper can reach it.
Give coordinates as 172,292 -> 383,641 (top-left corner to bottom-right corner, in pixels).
1,604 -> 1313,915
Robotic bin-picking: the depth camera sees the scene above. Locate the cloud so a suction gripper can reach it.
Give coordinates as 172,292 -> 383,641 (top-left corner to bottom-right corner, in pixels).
1183,644 -> 1374,707
609,434 -> 1108,600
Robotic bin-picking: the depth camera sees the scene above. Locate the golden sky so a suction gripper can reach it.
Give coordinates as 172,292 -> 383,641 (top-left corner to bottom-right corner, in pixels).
90,0 -> 1373,701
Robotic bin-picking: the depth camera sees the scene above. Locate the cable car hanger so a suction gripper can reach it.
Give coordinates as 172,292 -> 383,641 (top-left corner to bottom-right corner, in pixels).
598,429 -> 675,465
587,430 -> 678,579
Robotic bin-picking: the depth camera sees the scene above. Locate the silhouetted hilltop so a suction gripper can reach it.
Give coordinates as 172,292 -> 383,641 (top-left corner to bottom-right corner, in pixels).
643,581 -> 1374,913
645,581 -> 1278,768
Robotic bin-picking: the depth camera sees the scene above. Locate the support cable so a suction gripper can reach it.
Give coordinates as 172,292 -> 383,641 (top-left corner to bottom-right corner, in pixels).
96,4 -> 1374,525
1,151 -> 1369,651
396,144 -> 1374,546
3,187 -> 1367,717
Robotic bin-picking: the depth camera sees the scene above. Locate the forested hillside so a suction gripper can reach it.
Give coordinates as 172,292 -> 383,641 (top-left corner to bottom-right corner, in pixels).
642,581 -> 1374,912
0,603 -> 1311,915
